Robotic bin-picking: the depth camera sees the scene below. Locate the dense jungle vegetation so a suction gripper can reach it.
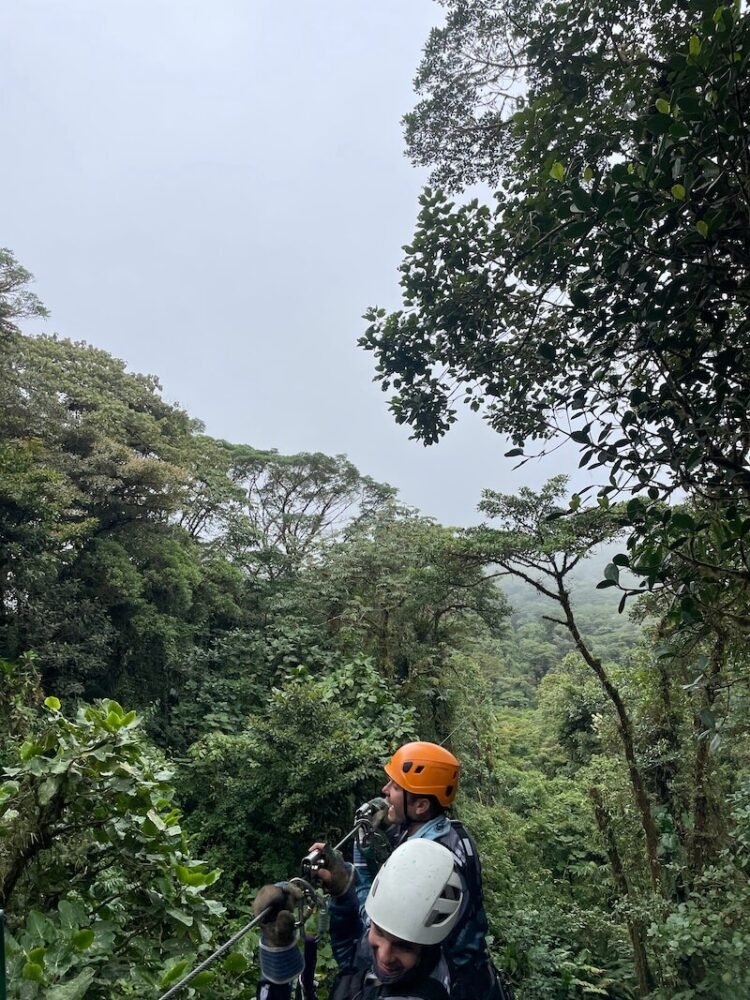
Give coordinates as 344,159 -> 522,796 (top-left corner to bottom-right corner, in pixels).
3,0 -> 750,996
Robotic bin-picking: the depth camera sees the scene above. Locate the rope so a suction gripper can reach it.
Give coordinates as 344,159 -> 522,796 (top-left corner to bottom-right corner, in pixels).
156,906 -> 270,1000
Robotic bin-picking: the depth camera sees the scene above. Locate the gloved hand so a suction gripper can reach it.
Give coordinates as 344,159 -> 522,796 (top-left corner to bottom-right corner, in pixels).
307,842 -> 353,897
354,796 -> 390,829
323,844 -> 354,896
253,882 -> 303,947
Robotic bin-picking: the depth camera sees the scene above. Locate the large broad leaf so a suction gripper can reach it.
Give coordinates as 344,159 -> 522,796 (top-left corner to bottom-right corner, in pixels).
46,969 -> 97,1000
161,960 -> 190,987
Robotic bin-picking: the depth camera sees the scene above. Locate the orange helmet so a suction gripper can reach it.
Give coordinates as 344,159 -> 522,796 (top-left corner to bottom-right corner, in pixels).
384,741 -> 460,807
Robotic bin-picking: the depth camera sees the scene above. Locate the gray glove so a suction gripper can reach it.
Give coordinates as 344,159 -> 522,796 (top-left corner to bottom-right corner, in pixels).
355,797 -> 390,851
355,797 -> 389,829
253,883 -> 303,947
320,845 -> 353,897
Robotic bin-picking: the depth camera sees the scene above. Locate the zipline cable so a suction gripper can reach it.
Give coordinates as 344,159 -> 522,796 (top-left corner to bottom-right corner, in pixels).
157,905 -> 271,1000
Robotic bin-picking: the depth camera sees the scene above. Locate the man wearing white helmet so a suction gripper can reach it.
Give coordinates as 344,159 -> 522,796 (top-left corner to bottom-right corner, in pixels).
253,839 -> 462,1000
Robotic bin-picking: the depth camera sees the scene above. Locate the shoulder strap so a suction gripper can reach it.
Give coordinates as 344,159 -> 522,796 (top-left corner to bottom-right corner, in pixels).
446,820 -> 483,896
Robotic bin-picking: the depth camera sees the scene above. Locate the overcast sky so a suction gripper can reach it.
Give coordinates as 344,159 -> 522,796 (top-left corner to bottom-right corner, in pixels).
1,0 -> 586,526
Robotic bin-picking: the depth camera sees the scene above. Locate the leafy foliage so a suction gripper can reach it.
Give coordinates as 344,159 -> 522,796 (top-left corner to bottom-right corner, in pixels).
363,0 -> 750,631
184,661 -> 416,891
0,248 -> 48,337
3,235 -> 750,998
0,659 -> 223,998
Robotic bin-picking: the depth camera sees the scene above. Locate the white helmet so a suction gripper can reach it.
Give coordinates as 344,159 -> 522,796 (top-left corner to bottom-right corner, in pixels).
364,839 -> 463,946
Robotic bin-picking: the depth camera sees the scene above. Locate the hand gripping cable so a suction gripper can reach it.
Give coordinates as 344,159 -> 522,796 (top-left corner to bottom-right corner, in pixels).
156,814 -> 386,999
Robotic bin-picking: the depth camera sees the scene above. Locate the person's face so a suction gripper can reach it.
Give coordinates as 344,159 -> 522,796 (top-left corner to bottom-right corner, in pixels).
368,921 -> 422,979
382,778 -> 407,824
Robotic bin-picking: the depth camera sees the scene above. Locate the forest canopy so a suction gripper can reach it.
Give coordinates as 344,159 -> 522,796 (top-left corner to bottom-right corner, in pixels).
2,0 -> 750,996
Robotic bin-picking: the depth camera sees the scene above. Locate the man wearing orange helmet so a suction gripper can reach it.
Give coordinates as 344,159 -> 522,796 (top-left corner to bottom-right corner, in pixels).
381,742 -> 461,831
354,741 -> 509,1000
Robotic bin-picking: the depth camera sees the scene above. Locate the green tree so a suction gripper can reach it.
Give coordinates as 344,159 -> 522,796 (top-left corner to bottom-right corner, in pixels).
0,333 -> 303,732
0,333 -> 197,695
0,249 -> 47,338
234,448 -> 396,583
361,0 -> 750,630
184,660 -> 416,894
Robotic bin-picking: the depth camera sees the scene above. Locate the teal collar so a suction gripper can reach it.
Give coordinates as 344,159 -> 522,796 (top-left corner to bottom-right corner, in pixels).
408,815 -> 451,841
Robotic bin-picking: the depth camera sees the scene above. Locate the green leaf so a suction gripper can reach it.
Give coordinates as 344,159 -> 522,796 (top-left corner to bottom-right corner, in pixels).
27,911 -> 52,943
689,35 -> 701,56
58,900 -> 86,929
655,98 -> 670,114
696,219 -> 709,237
146,808 -> 166,832
43,696 -> 61,712
175,864 -> 211,887
223,952 -> 249,974
71,928 -> 95,951
46,970 -> 97,1000
22,962 -> 45,982
647,113 -> 672,135
166,907 -> 194,927
105,710 -> 123,730
38,776 -> 61,806
161,961 -> 190,987
538,342 -> 556,360
671,184 -> 686,200
549,161 -> 565,182
19,740 -> 43,762
0,780 -> 19,805
604,563 -> 620,583
671,512 -> 695,531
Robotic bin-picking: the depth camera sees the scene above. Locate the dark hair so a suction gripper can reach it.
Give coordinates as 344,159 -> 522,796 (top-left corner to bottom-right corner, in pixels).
405,791 -> 445,821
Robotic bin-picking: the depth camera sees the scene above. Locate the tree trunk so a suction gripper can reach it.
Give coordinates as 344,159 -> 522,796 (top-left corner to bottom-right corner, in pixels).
561,589 -> 662,890
689,635 -> 724,874
590,786 -> 656,996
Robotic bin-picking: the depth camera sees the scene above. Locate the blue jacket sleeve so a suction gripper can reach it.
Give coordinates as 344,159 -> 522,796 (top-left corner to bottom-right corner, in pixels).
327,883 -> 363,970
352,842 -> 374,909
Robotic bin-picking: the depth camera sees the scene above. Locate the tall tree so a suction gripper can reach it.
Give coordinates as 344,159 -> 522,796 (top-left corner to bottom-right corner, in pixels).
233,449 -> 396,582
361,0 -> 750,630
